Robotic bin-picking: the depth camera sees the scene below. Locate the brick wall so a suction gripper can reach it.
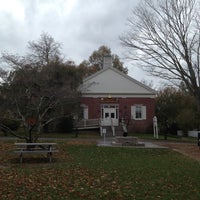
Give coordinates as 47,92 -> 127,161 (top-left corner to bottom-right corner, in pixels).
81,97 -> 155,133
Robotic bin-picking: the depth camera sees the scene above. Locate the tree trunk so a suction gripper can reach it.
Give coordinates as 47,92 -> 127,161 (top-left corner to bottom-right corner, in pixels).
192,90 -> 200,131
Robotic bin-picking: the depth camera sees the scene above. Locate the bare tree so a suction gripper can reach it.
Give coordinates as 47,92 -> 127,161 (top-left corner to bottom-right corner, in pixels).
78,45 -> 128,77
28,32 -> 62,66
0,62 -> 81,142
0,68 -> 7,82
1,32 -> 62,70
0,34 -> 81,142
120,0 -> 200,110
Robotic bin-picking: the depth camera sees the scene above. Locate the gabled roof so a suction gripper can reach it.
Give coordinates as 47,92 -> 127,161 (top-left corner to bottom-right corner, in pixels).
80,67 -> 156,97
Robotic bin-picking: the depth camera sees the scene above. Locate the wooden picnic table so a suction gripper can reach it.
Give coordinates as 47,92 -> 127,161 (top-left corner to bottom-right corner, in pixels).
14,142 -> 58,163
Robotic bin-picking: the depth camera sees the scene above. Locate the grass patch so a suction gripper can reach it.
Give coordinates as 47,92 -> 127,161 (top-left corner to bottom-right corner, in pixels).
0,129 -> 101,139
132,133 -> 197,143
0,140 -> 200,199
1,129 -> 197,143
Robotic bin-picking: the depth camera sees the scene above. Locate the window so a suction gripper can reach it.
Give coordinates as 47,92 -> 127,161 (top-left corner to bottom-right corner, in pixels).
135,106 -> 142,119
101,104 -> 119,119
131,105 -> 146,120
111,113 -> 115,118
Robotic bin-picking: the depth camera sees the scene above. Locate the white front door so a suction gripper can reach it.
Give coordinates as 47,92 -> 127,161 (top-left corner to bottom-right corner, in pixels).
102,107 -> 118,126
81,104 -> 88,120
83,107 -> 88,119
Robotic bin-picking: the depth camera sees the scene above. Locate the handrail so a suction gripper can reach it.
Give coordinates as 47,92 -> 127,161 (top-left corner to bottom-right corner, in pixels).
111,119 -> 115,136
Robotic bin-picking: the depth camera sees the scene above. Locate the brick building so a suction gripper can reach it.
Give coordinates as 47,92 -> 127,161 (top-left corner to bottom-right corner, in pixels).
79,56 -> 156,134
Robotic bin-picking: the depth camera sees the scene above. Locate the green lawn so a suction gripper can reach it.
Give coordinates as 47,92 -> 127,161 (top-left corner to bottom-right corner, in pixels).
131,133 -> 197,143
0,140 -> 200,200
1,130 -> 197,143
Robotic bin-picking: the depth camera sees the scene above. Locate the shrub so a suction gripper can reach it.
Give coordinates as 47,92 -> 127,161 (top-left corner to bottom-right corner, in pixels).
44,116 -> 74,133
0,118 -> 20,136
177,109 -> 198,133
56,116 -> 74,133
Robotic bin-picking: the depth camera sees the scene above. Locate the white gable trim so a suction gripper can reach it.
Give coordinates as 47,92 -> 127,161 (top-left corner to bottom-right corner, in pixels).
81,93 -> 156,98
82,67 -> 156,95
111,67 -> 156,94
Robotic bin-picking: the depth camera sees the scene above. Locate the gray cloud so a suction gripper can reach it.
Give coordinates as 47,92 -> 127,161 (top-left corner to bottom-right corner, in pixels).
0,0 -> 154,83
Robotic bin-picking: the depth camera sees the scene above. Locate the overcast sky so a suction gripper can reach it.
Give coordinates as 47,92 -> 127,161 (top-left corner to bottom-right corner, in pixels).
0,0 -> 158,85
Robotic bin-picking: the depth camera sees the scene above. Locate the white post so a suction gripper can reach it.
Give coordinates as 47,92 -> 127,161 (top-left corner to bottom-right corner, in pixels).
153,116 -> 158,139
122,118 -> 127,137
102,128 -> 106,145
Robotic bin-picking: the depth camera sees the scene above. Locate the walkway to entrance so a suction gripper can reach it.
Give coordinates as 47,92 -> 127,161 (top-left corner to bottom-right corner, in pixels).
97,137 -> 166,148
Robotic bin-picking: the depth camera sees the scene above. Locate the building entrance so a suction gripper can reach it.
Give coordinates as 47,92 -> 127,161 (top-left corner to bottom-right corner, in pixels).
101,105 -> 119,126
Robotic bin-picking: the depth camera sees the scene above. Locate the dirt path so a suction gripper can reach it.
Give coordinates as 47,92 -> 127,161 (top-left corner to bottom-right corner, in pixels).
154,141 -> 200,161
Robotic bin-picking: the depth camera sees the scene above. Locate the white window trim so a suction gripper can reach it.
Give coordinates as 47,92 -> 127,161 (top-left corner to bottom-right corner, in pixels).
81,104 -> 88,119
131,105 -> 146,120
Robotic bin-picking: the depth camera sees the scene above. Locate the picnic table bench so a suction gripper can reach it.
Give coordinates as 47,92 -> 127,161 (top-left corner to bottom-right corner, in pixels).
14,143 -> 58,163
